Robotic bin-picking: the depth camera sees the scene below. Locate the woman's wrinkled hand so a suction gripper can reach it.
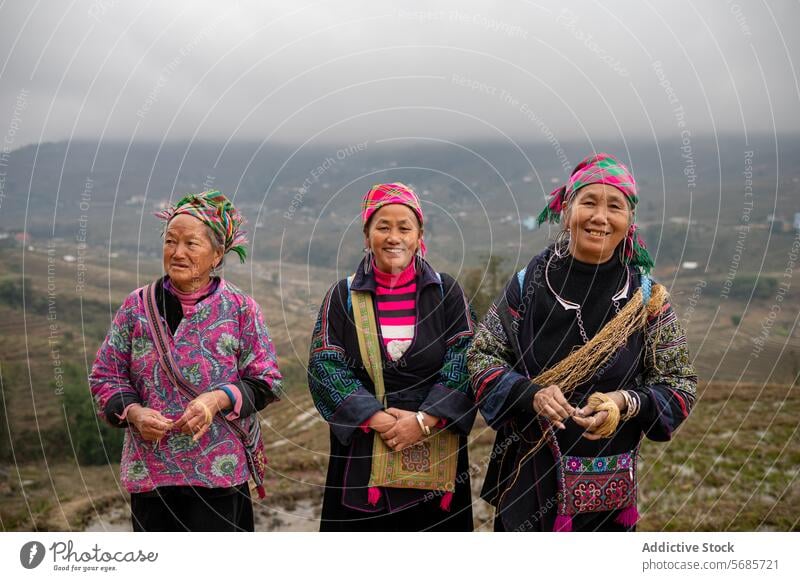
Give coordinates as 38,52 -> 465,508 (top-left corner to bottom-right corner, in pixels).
175,391 -> 230,442
127,405 -> 173,442
381,408 -> 424,451
367,410 -> 396,434
532,384 -> 576,430
573,391 -> 625,440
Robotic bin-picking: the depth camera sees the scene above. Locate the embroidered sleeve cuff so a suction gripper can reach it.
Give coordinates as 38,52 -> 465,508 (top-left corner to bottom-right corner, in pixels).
219,384 -> 242,420
329,389 -> 384,446
629,388 -> 653,421
419,383 -> 476,435
360,419 -> 371,433
115,403 -> 137,423
103,391 -> 142,428
230,378 -> 278,419
477,373 -> 537,429
510,380 -> 540,417
629,386 -> 671,441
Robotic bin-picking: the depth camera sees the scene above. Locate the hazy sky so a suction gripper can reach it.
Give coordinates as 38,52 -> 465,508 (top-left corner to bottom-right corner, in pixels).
1,0 -> 798,148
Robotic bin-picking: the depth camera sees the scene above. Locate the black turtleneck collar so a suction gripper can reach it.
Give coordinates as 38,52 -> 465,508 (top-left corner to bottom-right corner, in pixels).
531,249 -> 630,371
546,250 -> 628,305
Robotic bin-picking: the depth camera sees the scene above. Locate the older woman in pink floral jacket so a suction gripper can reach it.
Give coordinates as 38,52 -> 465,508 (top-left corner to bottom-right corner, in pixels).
90,190 -> 282,531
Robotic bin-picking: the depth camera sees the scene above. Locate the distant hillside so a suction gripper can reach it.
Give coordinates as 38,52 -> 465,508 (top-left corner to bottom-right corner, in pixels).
2,136 -> 799,275
1,136 -> 799,531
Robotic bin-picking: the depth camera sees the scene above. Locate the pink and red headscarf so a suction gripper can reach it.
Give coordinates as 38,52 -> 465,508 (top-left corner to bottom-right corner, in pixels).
537,153 -> 654,273
361,182 -> 427,257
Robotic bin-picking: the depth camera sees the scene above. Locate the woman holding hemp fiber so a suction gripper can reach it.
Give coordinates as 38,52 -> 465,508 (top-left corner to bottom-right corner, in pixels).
468,154 -> 697,532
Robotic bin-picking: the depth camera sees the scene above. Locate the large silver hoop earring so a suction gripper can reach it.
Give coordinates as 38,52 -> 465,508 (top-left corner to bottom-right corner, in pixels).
553,229 -> 570,259
363,248 -> 373,274
619,236 -> 631,265
414,249 -> 423,273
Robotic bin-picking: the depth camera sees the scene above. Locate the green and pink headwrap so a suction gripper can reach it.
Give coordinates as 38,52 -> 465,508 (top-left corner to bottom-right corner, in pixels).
537,153 -> 654,274
156,190 -> 248,263
361,182 -> 427,257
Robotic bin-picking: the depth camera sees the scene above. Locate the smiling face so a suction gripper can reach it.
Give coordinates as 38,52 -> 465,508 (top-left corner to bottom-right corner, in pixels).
564,183 -> 631,264
364,204 -> 422,274
162,214 -> 223,292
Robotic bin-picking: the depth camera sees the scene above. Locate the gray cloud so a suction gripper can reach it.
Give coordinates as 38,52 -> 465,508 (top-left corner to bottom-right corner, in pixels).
1,0 -> 798,147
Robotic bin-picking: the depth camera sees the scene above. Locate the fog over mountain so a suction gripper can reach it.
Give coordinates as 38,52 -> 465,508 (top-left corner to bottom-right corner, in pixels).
1,0 -> 798,149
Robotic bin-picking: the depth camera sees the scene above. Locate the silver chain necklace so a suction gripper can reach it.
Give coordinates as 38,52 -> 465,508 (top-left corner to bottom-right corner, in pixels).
544,251 -> 630,343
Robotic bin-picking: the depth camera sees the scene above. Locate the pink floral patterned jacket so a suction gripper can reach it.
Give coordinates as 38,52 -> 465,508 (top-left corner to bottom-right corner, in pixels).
89,278 -> 282,493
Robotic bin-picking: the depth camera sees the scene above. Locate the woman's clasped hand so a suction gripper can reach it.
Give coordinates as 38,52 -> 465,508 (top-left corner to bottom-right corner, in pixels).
368,408 -> 438,451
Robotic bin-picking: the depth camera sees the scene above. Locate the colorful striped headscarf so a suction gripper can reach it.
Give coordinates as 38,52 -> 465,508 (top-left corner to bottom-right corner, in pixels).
537,153 -> 654,274
361,182 -> 427,257
155,190 -> 248,263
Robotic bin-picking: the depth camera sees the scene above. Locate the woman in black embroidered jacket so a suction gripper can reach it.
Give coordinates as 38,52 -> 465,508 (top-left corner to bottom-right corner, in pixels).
467,154 -> 697,532
308,183 -> 476,531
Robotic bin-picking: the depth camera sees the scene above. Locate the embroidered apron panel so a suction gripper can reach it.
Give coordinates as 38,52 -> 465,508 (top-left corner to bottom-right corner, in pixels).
559,451 -> 636,515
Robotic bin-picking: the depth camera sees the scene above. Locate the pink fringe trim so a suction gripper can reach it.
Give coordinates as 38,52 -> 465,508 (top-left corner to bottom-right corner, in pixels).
615,505 -> 639,528
367,486 -> 382,506
439,491 -> 453,512
553,514 -> 573,532
256,485 -> 266,500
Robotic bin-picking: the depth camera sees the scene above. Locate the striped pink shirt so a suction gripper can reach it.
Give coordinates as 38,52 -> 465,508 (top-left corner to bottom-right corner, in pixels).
373,260 -> 417,361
